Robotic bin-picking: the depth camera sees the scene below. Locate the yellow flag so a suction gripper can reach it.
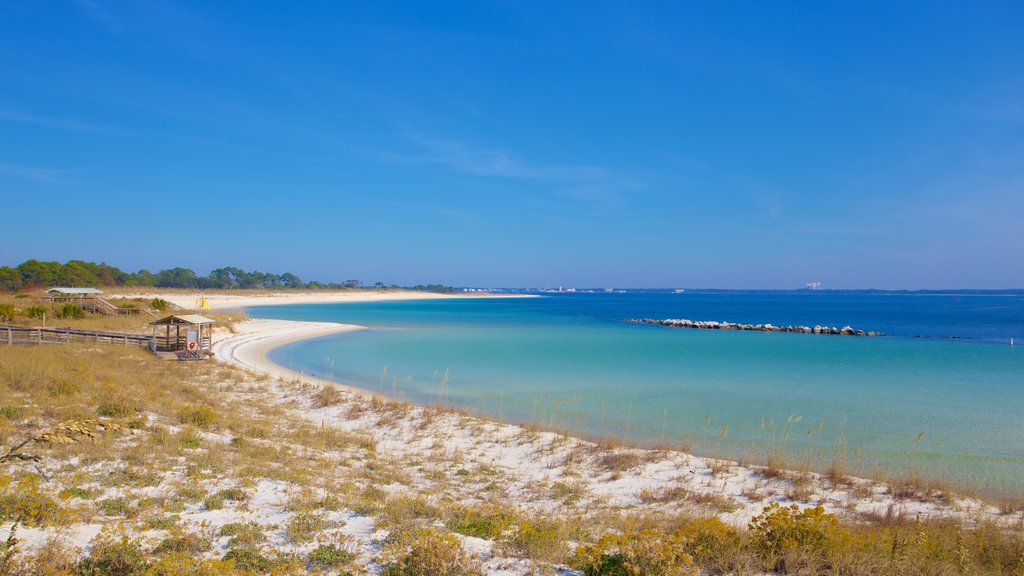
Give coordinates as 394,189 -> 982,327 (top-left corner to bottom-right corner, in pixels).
201,295 -> 209,310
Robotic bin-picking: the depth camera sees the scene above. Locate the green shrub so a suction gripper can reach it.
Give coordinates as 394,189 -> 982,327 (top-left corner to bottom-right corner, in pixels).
24,305 -> 47,319
59,486 -> 99,500
0,304 -> 14,322
572,529 -> 698,576
499,519 -> 568,564
0,406 -> 24,421
0,474 -> 70,527
152,531 -> 211,556
97,401 -> 133,418
203,494 -> 225,510
287,510 -> 331,544
748,503 -> 848,572
308,544 -> 356,570
445,506 -> 516,539
381,527 -> 481,576
47,377 -> 79,396
77,534 -> 148,576
56,303 -> 84,319
222,548 -> 273,572
14,293 -> 30,299
150,298 -> 170,311
220,522 -> 267,550
98,497 -> 134,517
177,426 -> 202,449
178,404 -> 216,428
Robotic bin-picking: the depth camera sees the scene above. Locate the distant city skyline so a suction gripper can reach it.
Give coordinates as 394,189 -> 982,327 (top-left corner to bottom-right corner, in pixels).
2,1 -> 1022,289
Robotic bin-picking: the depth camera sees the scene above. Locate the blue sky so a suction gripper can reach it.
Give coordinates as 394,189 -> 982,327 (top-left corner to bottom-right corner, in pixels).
2,1 -> 1022,289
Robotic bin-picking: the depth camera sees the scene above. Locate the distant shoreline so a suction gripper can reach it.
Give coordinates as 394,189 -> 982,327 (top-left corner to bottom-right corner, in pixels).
112,288 -> 534,312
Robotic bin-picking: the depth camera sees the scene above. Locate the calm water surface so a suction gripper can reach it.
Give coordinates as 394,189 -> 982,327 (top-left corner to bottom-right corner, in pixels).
253,293 -> 1024,493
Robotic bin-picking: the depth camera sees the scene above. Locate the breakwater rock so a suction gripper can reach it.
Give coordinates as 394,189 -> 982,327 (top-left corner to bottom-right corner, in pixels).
626,318 -> 883,336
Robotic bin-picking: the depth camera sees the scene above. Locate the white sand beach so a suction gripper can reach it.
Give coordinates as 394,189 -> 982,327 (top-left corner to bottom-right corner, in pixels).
116,289 -> 530,311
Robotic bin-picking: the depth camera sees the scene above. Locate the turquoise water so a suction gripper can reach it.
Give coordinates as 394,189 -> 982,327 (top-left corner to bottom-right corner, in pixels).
255,293 -> 1024,494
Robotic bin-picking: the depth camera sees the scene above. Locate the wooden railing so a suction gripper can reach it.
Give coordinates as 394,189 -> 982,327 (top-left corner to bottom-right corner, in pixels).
0,325 -> 155,350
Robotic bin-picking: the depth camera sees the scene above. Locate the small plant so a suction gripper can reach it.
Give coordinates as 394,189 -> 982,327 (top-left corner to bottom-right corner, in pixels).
313,385 -> 343,408
308,543 -> 356,570
220,522 -> 267,550
24,306 -> 47,319
176,426 -> 202,449
0,407 -> 24,421
445,506 -> 515,539
0,304 -> 14,322
203,494 -> 224,510
56,303 -> 84,320
150,298 -> 170,312
178,404 -> 216,429
96,401 -> 133,418
380,527 -> 481,576
572,529 -> 698,576
748,503 -> 848,572
222,548 -> 273,572
76,532 -> 147,576
47,377 -> 79,396
97,497 -> 135,517
287,510 -> 331,544
499,519 -> 567,564
152,530 -> 211,556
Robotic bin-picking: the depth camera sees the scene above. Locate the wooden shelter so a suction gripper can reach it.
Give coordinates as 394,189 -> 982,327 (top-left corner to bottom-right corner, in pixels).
45,287 -> 142,316
149,314 -> 215,358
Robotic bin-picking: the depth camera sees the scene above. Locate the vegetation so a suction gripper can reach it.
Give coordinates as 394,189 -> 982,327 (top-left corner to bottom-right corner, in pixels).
0,259 -> 458,293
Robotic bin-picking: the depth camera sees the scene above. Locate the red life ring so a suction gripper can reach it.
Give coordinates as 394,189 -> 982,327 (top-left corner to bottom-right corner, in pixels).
186,341 -> 199,352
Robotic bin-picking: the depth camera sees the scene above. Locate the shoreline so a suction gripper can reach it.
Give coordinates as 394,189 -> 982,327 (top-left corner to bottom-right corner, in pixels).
114,288 -> 533,312
211,318 -> 376,398
212,316 -> 1017,524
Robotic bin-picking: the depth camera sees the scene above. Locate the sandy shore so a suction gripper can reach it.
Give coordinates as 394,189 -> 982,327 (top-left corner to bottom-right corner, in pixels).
211,318 -> 373,397
116,289 -> 530,311
211,317 -> 1010,528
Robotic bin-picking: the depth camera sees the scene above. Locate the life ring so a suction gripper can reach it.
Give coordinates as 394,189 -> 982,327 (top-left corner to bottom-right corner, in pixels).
186,341 -> 199,352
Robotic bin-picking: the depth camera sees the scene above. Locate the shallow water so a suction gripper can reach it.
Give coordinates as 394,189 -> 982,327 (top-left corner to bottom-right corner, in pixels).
254,293 -> 1024,493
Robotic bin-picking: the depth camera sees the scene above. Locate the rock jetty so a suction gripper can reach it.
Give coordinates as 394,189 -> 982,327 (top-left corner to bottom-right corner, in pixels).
625,318 -> 883,336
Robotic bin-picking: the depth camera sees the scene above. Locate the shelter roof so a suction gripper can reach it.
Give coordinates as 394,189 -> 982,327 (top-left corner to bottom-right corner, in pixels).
149,314 -> 216,326
46,287 -> 103,294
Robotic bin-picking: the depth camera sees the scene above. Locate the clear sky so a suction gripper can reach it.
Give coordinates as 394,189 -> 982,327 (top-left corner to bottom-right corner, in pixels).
2,1 -> 1022,289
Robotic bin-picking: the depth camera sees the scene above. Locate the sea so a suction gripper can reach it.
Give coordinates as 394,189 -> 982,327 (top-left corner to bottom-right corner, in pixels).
250,292 -> 1024,495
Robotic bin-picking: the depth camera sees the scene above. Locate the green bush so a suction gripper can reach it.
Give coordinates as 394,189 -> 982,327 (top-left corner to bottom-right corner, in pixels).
152,531 -> 211,556
77,534 -> 148,576
748,503 -> 848,572
178,404 -> 216,428
0,304 -> 14,322
381,528 -> 481,576
150,298 -> 170,311
572,529 -> 698,576
56,303 -> 84,319
24,305 -> 47,319
308,544 -> 356,570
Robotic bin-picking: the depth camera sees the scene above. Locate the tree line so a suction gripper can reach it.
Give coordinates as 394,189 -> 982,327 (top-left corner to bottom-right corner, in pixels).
0,259 -> 457,293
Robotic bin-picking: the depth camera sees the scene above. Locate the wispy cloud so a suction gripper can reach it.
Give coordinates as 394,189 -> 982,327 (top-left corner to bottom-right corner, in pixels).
0,110 -> 128,136
382,135 -> 626,184
0,163 -> 70,184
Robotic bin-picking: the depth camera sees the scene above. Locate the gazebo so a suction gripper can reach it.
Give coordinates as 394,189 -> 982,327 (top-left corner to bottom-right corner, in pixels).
149,314 -> 215,357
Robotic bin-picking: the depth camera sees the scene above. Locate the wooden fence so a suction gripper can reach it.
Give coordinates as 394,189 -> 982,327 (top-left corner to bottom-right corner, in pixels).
0,325 -> 155,351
